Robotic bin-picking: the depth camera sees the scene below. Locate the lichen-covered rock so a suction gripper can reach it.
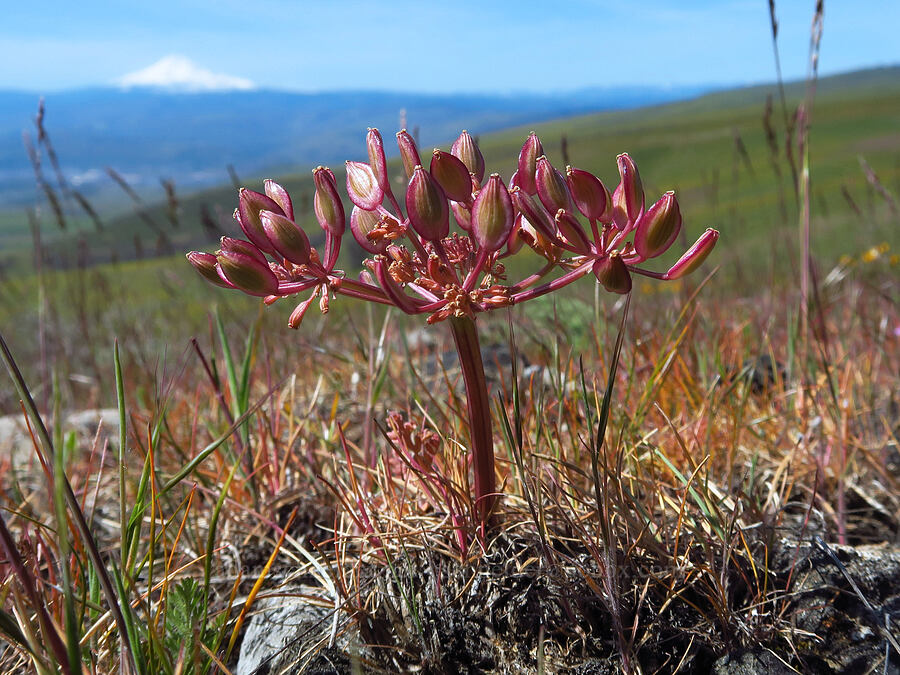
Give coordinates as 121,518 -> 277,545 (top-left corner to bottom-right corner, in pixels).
236,585 -> 356,675
713,648 -> 793,675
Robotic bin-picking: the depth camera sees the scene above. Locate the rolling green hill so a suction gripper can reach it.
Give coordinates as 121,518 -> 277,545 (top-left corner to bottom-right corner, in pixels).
3,66 -> 898,289
0,66 -> 896,414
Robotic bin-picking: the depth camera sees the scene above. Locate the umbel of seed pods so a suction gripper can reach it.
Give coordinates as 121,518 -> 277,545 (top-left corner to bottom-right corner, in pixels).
188,129 -> 718,322
188,128 -> 719,527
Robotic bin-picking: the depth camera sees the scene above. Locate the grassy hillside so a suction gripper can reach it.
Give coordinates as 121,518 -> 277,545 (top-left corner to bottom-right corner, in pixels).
0,66 -> 897,404
3,66 -> 896,287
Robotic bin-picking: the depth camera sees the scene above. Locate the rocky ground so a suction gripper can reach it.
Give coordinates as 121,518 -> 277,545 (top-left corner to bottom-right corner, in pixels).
230,531 -> 899,674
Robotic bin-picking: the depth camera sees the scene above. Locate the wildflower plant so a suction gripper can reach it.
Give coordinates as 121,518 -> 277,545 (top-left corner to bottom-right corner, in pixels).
188,128 -> 719,529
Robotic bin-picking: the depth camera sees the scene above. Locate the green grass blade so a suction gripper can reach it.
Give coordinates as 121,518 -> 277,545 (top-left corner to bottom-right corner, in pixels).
114,340 -> 129,574
651,448 -> 725,540
214,309 -> 243,431
0,330 -> 140,674
124,450 -> 153,574
590,294 -> 630,544
199,456 -> 242,671
110,561 -> 146,675
159,382 -> 277,494
54,425 -> 82,671
236,313 -> 259,416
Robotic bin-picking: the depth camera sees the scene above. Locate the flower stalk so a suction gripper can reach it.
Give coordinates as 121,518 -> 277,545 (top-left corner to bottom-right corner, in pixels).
449,314 -> 496,524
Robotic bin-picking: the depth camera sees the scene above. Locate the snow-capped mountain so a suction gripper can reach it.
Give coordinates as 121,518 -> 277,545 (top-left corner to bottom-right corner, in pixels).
115,55 -> 255,92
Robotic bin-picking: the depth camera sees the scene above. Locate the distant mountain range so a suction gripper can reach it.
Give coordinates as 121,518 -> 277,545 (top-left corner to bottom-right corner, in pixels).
0,83 -> 711,207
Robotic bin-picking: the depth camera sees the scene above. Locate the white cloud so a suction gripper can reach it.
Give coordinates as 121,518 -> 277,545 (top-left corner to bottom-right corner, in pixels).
115,55 -> 255,92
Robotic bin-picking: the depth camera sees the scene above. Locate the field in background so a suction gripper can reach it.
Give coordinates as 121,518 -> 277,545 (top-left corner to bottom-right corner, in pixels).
0,66 -> 897,413
1,66 -> 897,273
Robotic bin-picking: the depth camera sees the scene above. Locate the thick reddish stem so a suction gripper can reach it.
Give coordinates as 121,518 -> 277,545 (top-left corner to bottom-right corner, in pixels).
449,315 -> 496,526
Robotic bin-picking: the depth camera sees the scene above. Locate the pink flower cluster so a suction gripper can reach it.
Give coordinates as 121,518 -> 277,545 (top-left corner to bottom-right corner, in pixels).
188,129 -> 718,325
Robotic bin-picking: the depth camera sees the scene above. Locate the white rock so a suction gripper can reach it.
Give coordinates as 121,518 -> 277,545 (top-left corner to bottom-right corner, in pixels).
0,408 -> 120,467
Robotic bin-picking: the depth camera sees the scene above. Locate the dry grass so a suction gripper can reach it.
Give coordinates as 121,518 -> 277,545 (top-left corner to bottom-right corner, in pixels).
1,248 -> 895,672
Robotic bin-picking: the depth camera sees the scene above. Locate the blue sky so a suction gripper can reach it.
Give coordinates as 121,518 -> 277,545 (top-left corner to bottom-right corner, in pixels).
2,1 -> 897,93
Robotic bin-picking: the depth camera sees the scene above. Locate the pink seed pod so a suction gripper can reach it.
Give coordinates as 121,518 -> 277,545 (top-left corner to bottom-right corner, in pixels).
406,165 -> 449,242
238,188 -> 282,254
313,166 -> 346,236
506,213 -> 527,255
471,173 -> 514,253
216,247 -> 279,297
451,200 -> 472,232
431,149 -> 473,204
566,166 -> 609,221
263,179 -> 294,221
634,191 -> 682,260
513,212 -> 555,257
511,186 -> 556,243
517,132 -> 543,196
554,209 -> 592,253
219,236 -> 268,266
451,130 -> 485,183
397,129 -> 421,180
664,228 -> 719,280
366,128 -> 390,191
260,210 -> 311,266
345,161 -> 384,211
187,251 -> 233,288
611,153 -> 644,230
592,253 -> 632,294
535,156 -> 574,215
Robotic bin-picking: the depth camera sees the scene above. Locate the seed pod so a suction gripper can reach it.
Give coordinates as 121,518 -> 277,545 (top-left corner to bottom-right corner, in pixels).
592,253 -> 632,294
451,130 -> 485,182
566,167 -> 609,221
431,149 -> 473,203
397,130 -> 421,180
238,188 -> 282,254
611,153 -> 643,230
219,236 -> 268,266
554,209 -> 592,253
187,251 -> 233,288
260,210 -> 311,265
664,228 -> 719,279
535,156 -> 574,214
264,179 -> 294,221
406,165 -> 449,242
366,128 -> 390,191
451,200 -> 472,232
507,214 -> 527,255
346,161 -> 383,211
471,173 -> 514,253
514,213 -> 555,257
313,166 -> 345,236
216,247 -> 279,297
511,187 -> 556,242
517,132 -> 543,196
634,191 -> 681,260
